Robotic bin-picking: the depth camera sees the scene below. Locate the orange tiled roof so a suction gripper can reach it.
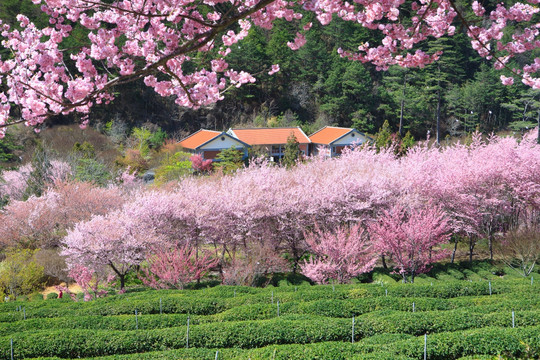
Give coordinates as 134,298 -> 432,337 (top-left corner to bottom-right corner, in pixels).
179,130 -> 221,150
230,127 -> 310,145
309,126 -> 352,145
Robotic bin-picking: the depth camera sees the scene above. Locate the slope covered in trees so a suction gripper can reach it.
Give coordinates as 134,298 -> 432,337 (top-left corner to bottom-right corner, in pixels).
0,0 -> 539,140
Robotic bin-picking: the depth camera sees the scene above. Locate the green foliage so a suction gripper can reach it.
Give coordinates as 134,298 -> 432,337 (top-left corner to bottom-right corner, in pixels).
0,264 -> 537,359
70,141 -> 111,186
115,149 -> 149,174
399,131 -> 415,155
29,292 -> 44,301
0,249 -> 45,298
72,141 -> 96,159
282,132 -> 300,168
154,151 -> 193,184
508,120 -> 537,132
23,141 -> 51,200
131,127 -> 152,158
148,129 -> 167,149
74,158 -> 111,186
46,292 -> 59,300
215,147 -> 244,174
0,132 -> 22,166
375,120 -> 393,151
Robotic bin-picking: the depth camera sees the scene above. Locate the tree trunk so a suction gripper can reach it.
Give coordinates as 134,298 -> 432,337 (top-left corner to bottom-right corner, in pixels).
399,74 -> 407,137
381,254 -> 388,269
451,236 -> 458,264
119,275 -> 125,290
469,237 -> 475,263
436,64 -> 441,145
488,232 -> 493,261
537,109 -> 540,144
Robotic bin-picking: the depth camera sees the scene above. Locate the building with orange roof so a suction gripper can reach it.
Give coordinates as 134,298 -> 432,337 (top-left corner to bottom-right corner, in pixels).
179,129 -> 250,160
227,127 -> 311,161
309,126 -> 371,157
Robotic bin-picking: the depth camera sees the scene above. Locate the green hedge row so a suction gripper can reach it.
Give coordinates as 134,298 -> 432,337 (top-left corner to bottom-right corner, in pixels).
21,326 -> 540,360
1,289 -> 539,324
2,312 -> 540,358
3,306 -> 540,343
1,279 -> 536,315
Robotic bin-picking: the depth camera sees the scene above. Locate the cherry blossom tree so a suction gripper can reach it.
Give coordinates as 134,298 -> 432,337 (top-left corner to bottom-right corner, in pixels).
0,181 -> 127,249
300,223 -> 377,284
68,264 -> 115,301
61,210 -> 161,289
0,1 -> 539,136
190,154 -> 213,173
139,244 -> 218,289
369,204 -> 451,283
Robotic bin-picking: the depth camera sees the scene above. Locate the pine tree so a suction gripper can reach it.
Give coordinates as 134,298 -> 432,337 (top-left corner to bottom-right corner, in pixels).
282,132 -> 300,168
23,141 -> 51,200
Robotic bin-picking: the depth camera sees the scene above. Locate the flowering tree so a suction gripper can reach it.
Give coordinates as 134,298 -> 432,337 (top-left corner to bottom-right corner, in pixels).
190,154 -> 213,173
0,181 -> 126,249
68,264 -> 115,301
369,204 -> 451,283
139,244 -> 218,289
300,223 -> 377,284
0,1 -> 538,135
61,210 -> 160,289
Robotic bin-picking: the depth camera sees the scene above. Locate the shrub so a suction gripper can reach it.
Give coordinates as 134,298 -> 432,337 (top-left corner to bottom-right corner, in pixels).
29,293 -> 43,301
0,249 -> 45,298
46,292 -> 59,300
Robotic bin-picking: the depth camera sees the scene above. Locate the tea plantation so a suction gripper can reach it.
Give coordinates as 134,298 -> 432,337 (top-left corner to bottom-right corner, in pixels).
1,265 -> 539,359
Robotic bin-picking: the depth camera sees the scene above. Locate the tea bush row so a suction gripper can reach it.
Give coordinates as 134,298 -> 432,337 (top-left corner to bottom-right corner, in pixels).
21,326 -> 540,360
2,312 -> 540,359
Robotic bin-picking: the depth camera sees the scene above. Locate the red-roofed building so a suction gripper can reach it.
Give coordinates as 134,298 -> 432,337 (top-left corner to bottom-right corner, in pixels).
179,129 -> 250,160
309,126 -> 371,157
227,127 -> 311,161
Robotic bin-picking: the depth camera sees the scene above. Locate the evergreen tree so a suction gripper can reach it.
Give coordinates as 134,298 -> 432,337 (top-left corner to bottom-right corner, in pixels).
215,147 -> 244,174
375,120 -> 393,151
282,132 -> 300,168
23,141 -> 51,200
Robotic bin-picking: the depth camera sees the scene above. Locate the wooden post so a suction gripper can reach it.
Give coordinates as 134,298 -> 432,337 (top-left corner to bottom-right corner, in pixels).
215,350 -> 219,360
277,301 -> 280,317
424,334 -> 427,360
10,338 -> 13,360
489,281 -> 492,296
186,316 -> 190,348
413,302 -> 415,312
512,311 -> 515,328
159,298 -> 162,315
135,309 -> 138,330
351,316 -> 355,343
23,308 -> 25,320
385,289 -> 388,297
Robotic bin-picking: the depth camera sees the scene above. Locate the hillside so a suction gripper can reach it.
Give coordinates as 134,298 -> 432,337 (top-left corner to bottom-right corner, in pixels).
1,0 -> 539,141
1,264 -> 539,359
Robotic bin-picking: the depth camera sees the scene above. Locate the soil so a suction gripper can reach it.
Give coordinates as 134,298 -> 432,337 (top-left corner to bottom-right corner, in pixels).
42,283 -> 82,296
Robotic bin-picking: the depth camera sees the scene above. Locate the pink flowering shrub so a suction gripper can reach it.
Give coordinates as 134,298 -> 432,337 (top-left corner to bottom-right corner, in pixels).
300,224 -> 377,284
68,264 -> 115,301
190,154 -> 213,173
139,244 -> 218,289
369,204 -> 451,283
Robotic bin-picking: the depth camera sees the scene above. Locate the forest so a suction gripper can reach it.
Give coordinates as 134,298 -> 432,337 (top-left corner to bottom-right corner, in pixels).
0,0 -> 539,142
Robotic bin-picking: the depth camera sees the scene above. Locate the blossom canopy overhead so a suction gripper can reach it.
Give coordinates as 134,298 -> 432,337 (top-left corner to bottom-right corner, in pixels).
0,0 -> 538,136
